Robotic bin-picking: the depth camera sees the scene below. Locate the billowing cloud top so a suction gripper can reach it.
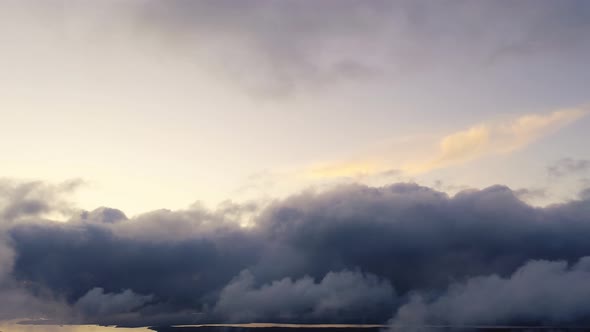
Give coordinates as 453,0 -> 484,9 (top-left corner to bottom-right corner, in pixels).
1,0 -> 590,330
1,179 -> 590,328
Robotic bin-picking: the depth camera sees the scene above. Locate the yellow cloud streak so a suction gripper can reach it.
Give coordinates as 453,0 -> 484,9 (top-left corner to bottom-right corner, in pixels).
306,161 -> 381,179
304,106 -> 588,179
404,107 -> 588,174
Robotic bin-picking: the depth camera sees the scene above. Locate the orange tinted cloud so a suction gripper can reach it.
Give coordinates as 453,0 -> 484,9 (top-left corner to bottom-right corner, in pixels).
305,106 -> 588,179
405,107 -> 588,174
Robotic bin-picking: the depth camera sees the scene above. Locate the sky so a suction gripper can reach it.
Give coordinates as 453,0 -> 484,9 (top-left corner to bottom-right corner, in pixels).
2,0 -> 590,330
1,0 -> 590,215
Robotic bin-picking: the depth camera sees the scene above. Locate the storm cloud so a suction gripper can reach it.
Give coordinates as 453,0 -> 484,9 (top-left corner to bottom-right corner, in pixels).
75,288 -> 153,319
2,180 -> 590,327
390,257 -> 590,328
214,270 -> 394,323
1,1 -> 590,329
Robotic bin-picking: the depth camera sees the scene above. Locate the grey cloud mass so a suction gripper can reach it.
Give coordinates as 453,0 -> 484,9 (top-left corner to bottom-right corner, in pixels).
75,288 -> 153,318
513,187 -> 547,201
0,178 -> 82,223
390,257 -> 590,328
214,270 -> 394,323
2,180 -> 590,327
138,0 -> 590,96
548,158 -> 590,177
5,0 -> 589,97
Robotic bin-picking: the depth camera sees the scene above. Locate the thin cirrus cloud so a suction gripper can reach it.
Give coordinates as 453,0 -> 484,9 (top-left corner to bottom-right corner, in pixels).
306,106 -> 588,180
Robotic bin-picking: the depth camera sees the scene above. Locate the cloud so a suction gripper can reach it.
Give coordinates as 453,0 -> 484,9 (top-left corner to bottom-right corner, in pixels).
305,161 -> 383,180
513,187 -> 547,201
74,288 -> 153,319
78,207 -> 128,224
389,257 -> 590,328
3,179 -> 590,326
0,180 -> 73,323
406,107 -> 588,174
134,0 -> 590,96
0,178 -> 83,223
548,158 -> 590,177
305,106 -> 588,179
5,1 -> 589,97
580,187 -> 590,201
214,270 -> 394,323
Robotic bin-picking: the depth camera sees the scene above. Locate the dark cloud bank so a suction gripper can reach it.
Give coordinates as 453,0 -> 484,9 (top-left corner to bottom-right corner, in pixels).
1,180 -> 590,329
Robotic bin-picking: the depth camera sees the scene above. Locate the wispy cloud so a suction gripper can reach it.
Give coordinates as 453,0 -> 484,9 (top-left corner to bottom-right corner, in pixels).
306,161 -> 382,179
548,157 -> 590,177
306,106 -> 588,179
405,106 -> 588,174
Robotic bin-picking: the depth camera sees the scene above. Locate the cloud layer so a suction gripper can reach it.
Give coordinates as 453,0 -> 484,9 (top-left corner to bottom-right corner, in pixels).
4,0 -> 590,97
139,0 -> 590,96
391,257 -> 590,328
214,270 -> 394,323
1,179 -> 590,327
